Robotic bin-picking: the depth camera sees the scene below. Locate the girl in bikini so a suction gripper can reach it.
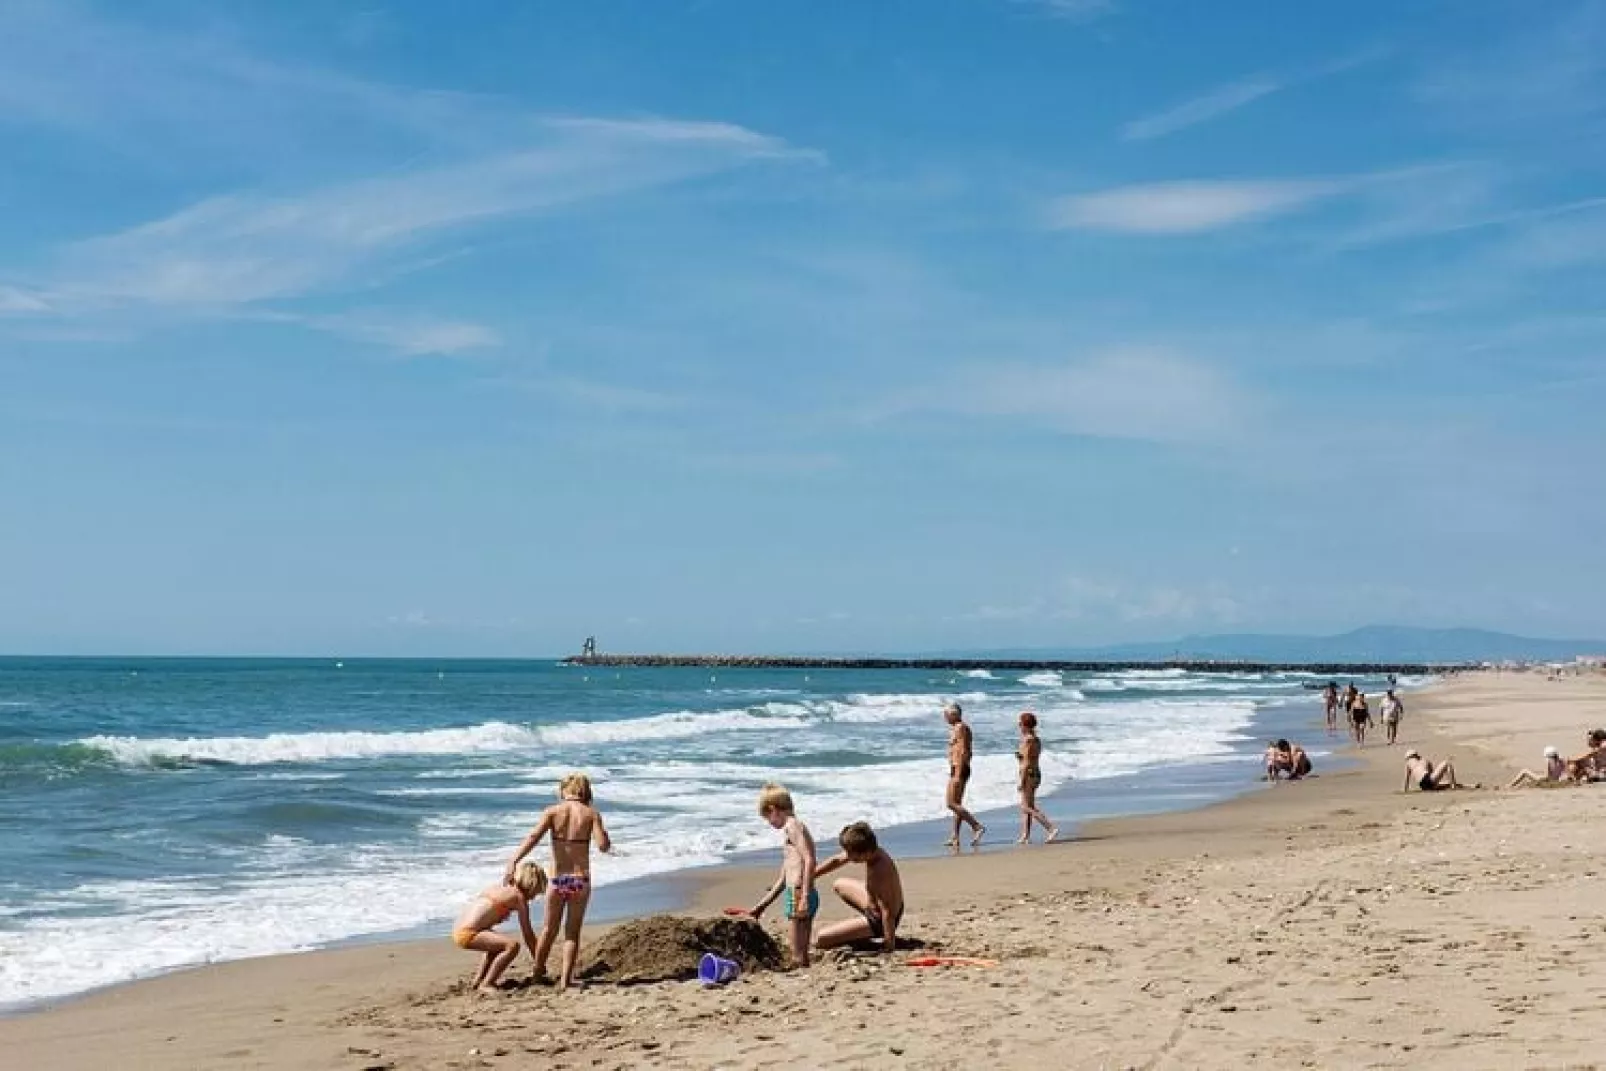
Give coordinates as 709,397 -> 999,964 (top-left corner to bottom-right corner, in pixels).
451,860 -> 547,993
1015,712 -> 1060,844
504,771 -> 612,991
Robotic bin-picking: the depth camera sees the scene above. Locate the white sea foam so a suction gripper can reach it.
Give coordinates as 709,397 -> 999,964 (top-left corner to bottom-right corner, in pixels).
535,708 -> 810,746
78,693 -> 990,767
80,709 -> 813,767
11,672 -> 1301,1008
0,833 -> 722,1008
80,722 -> 546,766
1019,671 -> 1063,687
826,691 -> 985,724
960,669 -> 995,679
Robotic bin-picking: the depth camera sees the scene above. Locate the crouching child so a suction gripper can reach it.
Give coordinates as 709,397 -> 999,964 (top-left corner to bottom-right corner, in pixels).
814,822 -> 904,954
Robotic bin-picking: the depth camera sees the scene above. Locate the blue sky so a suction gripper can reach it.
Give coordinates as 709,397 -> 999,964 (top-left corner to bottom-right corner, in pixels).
2,0 -> 1604,656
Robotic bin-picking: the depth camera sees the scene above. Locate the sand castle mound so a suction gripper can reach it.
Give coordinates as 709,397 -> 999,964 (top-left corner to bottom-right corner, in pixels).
579,915 -> 783,984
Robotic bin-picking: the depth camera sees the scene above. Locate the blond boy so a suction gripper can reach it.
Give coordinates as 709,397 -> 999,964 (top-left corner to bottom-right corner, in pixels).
748,783 -> 817,967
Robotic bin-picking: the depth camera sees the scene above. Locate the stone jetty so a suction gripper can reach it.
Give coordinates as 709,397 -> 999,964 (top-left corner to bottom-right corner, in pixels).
561,654 -> 1450,675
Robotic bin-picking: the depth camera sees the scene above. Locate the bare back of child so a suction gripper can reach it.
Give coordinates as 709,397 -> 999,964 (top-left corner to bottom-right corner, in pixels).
504,772 -> 611,991
815,822 -> 904,954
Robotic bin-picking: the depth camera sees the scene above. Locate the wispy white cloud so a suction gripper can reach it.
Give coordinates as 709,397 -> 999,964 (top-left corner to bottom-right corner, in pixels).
485,374 -> 691,414
1051,178 -> 1344,234
27,116 -> 805,311
304,311 -> 501,357
1122,79 -> 1282,141
0,2 -> 495,164
1051,165 -> 1492,239
913,347 -> 1253,443
0,2 -> 818,366
0,285 -> 51,313
1414,2 -> 1606,141
1010,0 -> 1117,22
544,115 -> 822,161
946,574 -> 1244,627
1121,48 -> 1390,142
1498,199 -> 1606,270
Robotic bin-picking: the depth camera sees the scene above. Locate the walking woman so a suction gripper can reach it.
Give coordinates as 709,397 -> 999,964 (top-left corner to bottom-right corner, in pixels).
1015,712 -> 1060,844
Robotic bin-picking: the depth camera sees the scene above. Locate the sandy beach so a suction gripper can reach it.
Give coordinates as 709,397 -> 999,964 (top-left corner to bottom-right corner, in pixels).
5,670 -> 1605,1070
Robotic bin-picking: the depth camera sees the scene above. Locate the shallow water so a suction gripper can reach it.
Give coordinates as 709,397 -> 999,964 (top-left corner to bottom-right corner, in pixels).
0,656 -> 1407,1006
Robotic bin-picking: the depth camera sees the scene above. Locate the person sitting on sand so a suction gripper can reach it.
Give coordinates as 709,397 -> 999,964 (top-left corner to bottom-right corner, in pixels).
943,703 -> 985,848
814,821 -> 905,955
1264,739 -> 1313,782
1015,712 -> 1060,843
504,772 -> 612,991
1508,746 -> 1569,789
451,861 -> 547,993
1565,729 -> 1606,782
1402,749 -> 1460,792
748,783 -> 818,968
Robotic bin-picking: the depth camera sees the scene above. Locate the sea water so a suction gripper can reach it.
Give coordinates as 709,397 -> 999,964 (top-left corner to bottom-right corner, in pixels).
0,657 -> 1410,1007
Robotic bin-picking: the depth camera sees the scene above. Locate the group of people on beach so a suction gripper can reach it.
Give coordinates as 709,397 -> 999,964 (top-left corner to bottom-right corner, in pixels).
1323,680 -> 1406,746
1288,686 -> 1606,795
1507,728 -> 1606,788
450,772 -> 611,993
450,774 -> 905,991
450,701 -> 1066,991
448,682 -> 1606,992
449,715 -> 983,991
941,703 -> 1061,847
1283,683 -> 1461,791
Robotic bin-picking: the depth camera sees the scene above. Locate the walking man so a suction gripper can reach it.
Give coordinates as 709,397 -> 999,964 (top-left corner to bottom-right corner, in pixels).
943,703 -> 985,848
1380,689 -> 1404,746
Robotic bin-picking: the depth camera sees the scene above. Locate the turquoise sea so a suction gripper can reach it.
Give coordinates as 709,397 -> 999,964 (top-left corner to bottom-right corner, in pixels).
0,656 -> 1410,1007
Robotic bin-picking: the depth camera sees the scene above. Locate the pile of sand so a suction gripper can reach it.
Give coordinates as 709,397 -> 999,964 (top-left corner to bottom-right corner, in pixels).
578,915 -> 783,984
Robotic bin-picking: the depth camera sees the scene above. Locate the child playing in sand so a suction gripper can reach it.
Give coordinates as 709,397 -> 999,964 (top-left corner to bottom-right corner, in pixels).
747,783 -> 817,967
1264,739 -> 1313,782
1508,746 -> 1568,788
814,822 -> 905,954
504,772 -> 612,991
452,861 -> 547,993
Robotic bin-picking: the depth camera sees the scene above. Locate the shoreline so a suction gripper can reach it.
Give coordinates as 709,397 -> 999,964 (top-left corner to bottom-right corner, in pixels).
6,671 -> 1602,1068
0,683 -> 1321,1018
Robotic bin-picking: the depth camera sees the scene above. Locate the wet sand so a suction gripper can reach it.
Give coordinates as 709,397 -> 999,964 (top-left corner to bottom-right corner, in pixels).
5,670 -> 1604,1069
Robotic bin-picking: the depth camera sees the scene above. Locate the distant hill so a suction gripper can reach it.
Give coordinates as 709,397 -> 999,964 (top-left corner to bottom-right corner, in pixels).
943,626 -> 1606,664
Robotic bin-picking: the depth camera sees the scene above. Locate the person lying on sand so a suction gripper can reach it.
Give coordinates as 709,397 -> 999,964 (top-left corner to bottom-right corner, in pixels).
1565,729 -> 1606,782
1402,749 -> 1460,792
748,782 -> 818,968
504,772 -> 612,991
451,861 -> 547,993
814,822 -> 905,955
1264,739 -> 1313,782
1508,746 -> 1569,789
